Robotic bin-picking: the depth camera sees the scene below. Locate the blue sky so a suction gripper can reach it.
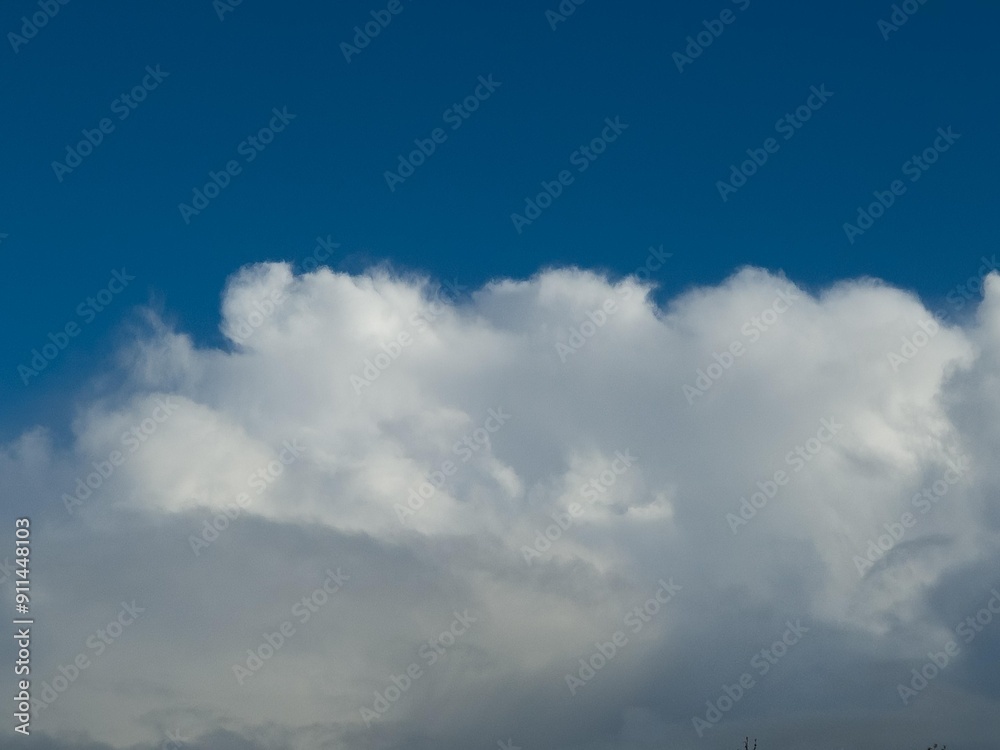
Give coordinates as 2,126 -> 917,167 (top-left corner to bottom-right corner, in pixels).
3,0 -> 998,435
4,4 -> 1000,749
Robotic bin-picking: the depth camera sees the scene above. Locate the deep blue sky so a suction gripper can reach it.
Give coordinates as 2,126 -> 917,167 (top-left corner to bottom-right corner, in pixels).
2,0 -> 998,437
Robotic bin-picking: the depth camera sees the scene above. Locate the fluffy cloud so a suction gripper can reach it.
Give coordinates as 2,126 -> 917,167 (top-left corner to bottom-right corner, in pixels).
4,262 -> 1000,750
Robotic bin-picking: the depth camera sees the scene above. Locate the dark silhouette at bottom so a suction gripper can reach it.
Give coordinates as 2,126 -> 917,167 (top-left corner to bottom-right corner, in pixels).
740,738 -> 946,749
